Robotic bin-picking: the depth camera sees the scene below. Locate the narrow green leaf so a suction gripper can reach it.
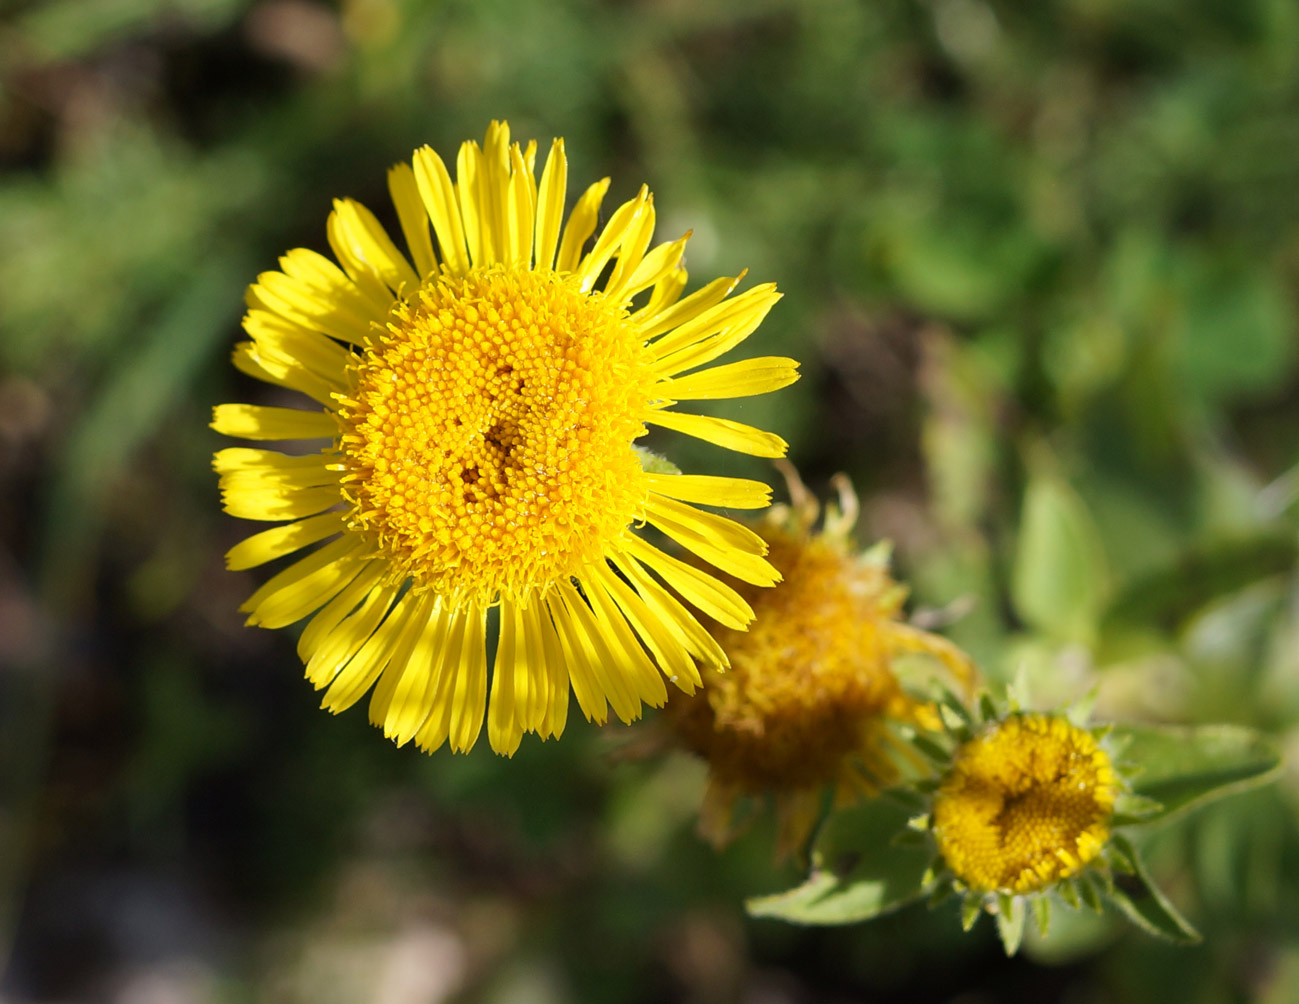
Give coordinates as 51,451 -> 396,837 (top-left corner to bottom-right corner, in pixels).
978,693 -> 999,723
1057,881 -> 1081,910
1113,723 -> 1282,825
961,893 -> 983,931
1079,873 -> 1104,913
746,800 -> 933,925
1105,836 -> 1202,944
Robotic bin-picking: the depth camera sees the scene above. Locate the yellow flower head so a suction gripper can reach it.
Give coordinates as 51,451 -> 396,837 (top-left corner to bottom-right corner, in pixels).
213,122 -> 799,756
667,467 -> 977,856
931,712 -> 1117,894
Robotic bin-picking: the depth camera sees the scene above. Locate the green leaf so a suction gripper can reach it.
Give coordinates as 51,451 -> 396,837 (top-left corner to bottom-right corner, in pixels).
1105,836 -> 1201,944
1097,535 -> 1298,662
1011,473 -> 1110,644
996,895 -> 1026,955
1113,723 -> 1282,826
1032,895 -> 1051,937
746,799 -> 934,925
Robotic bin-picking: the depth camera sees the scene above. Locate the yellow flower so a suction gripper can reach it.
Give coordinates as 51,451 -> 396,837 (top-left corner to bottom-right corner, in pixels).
931,712 -> 1117,894
213,122 -> 798,756
666,468 -> 977,857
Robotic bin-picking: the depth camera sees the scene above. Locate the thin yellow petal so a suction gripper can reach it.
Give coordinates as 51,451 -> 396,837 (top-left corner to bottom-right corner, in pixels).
369,592 -> 438,728
323,590 -> 418,713
387,161 -> 437,279
574,187 -> 649,293
232,342 -> 335,405
635,272 -> 744,340
412,144 -> 470,275
530,599 -> 569,738
225,512 -> 345,570
448,602 -> 487,752
505,144 -> 537,269
220,482 -> 340,522
555,177 -> 610,273
621,536 -> 754,630
296,561 -> 386,661
240,536 -> 367,629
382,601 -> 450,744
458,139 -> 493,266
533,138 -> 567,272
641,473 -> 772,509
243,308 -> 355,388
644,409 -> 788,458
582,573 -> 668,708
609,233 -> 688,304
648,283 -> 781,361
212,404 -> 337,442
633,265 -> 689,321
487,596 -> 524,756
545,588 -> 613,725
653,310 -> 778,378
609,550 -> 727,671
328,198 -> 417,300
643,495 -> 781,587
248,268 -> 378,344
414,604 -> 470,752
603,196 -> 656,298
591,563 -> 699,691
304,580 -> 400,688
659,356 -> 800,400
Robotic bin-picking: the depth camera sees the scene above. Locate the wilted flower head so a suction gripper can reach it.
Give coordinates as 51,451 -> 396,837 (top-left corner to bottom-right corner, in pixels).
667,466 -> 977,857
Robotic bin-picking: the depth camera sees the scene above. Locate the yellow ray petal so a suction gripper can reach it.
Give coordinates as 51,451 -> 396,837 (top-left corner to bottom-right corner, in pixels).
529,599 -> 569,738
635,272 -> 744,340
243,308 -> 355,387
233,342 -> 336,405
448,602 -> 487,752
369,592 -> 438,728
574,187 -> 649,293
329,198 -> 419,296
609,551 -> 727,671
381,596 -> 451,745
660,356 -> 800,400
296,561 -> 386,661
323,590 -> 420,712
533,138 -> 567,272
621,536 -> 754,631
487,597 -> 524,756
590,563 -> 698,692
643,496 -> 781,587
412,144 -> 470,276
225,512 -> 345,570
239,536 -> 367,628
648,283 -> 781,361
556,177 -> 611,273
644,409 -> 788,458
387,161 -> 437,279
582,573 -> 667,709
505,144 -> 537,269
212,404 -> 338,442
608,233 -> 688,304
414,605 -> 471,752
248,268 -> 378,345
603,196 -> 657,298
641,473 -> 772,510
304,579 -> 400,688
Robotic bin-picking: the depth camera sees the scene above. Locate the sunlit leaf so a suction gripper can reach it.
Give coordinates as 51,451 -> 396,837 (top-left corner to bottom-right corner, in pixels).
746,798 -> 933,925
1113,723 -> 1282,825
1105,835 -> 1201,944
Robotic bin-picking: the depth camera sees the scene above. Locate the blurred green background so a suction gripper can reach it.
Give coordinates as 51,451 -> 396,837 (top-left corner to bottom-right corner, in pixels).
3,0 -> 1299,1000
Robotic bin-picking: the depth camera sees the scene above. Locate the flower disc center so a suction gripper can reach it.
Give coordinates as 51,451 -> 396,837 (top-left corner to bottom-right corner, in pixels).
337,265 -> 654,603
932,713 -> 1117,894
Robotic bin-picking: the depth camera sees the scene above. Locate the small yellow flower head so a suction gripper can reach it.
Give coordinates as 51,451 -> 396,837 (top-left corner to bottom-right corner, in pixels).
213,122 -> 799,756
931,713 -> 1117,895
668,468 -> 977,855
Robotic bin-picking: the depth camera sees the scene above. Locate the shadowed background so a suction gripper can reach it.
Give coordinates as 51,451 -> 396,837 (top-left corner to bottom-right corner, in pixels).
3,0 -> 1299,1001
